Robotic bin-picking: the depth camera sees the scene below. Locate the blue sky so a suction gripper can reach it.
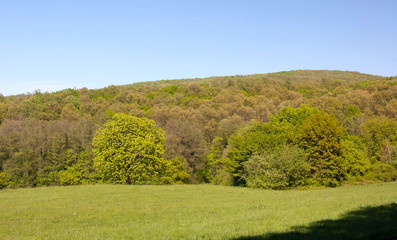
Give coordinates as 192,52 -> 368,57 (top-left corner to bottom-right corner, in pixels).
1,0 -> 396,96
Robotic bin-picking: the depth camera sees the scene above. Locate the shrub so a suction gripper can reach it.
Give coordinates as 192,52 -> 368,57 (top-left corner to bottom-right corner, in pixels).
343,136 -> 371,177
243,145 -> 310,189
58,164 -> 86,185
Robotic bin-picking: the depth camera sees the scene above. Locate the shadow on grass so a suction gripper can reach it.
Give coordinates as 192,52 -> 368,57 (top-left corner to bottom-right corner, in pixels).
233,203 -> 397,240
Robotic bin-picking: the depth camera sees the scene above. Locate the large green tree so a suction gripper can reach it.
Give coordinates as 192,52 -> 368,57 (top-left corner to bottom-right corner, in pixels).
361,117 -> 397,162
298,113 -> 347,186
226,105 -> 319,185
92,113 -> 170,184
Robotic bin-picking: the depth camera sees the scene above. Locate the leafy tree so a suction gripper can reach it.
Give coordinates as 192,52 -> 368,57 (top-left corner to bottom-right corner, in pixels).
227,122 -> 287,185
92,113 -> 170,184
366,162 -> 397,182
205,137 -> 234,185
164,156 -> 191,184
0,172 -> 6,189
342,104 -> 363,135
271,104 -> 320,128
58,164 -> 86,185
0,119 -> 96,188
1,70 -> 397,189
164,119 -> 207,183
270,104 -> 320,143
243,145 -> 310,189
343,136 -> 371,178
361,117 -> 397,162
227,105 -> 319,186
298,113 -> 347,186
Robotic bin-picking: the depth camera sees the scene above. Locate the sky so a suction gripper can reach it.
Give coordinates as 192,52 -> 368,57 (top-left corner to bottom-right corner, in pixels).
1,0 -> 396,96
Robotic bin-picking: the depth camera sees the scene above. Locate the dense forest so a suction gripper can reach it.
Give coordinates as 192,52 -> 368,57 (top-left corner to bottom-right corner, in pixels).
0,70 -> 396,189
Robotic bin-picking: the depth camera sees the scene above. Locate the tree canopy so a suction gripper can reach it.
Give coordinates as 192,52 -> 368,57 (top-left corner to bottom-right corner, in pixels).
0,70 -> 396,189
298,112 -> 346,186
92,113 -> 170,184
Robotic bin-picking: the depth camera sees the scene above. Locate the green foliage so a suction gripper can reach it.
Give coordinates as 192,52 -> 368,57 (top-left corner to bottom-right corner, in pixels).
0,119 -> 97,188
270,104 -> 321,143
366,163 -> 397,182
1,70 -> 397,189
227,122 -> 287,185
92,113 -> 170,184
211,164 -> 234,186
58,164 -> 86,185
298,113 -> 347,186
343,105 -> 363,135
344,104 -> 362,119
2,149 -> 38,188
361,117 -> 397,162
164,156 -> 190,184
164,119 -> 207,183
343,136 -> 371,178
272,104 -> 320,127
243,145 -> 310,189
161,85 -> 179,94
227,105 -> 322,186
0,172 -> 5,189
206,137 -> 234,185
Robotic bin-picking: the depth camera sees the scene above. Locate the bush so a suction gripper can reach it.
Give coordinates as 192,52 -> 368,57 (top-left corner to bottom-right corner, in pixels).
58,164 -> 86,186
243,145 -> 310,189
0,172 -> 6,189
164,156 -> 190,184
343,136 -> 371,177
226,122 -> 287,185
366,163 -> 397,182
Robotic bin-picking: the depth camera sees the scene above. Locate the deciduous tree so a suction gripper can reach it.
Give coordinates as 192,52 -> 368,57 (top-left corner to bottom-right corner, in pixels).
298,113 -> 346,186
92,113 -> 170,184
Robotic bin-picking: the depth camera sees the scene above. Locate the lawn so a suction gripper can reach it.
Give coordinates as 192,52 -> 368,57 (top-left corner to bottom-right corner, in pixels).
1,183 -> 396,239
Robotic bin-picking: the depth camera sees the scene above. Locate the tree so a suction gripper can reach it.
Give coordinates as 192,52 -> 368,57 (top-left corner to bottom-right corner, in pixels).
343,136 -> 371,177
92,113 -> 170,184
298,113 -> 347,186
226,121 -> 287,185
270,104 -> 320,144
226,105 -> 319,186
243,145 -> 310,189
361,117 -> 397,162
164,118 -> 207,183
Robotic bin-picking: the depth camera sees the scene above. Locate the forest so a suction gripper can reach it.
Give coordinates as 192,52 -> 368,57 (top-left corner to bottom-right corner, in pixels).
0,70 -> 396,189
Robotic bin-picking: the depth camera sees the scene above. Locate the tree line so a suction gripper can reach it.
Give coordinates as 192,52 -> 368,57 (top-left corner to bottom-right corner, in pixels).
0,70 -> 396,189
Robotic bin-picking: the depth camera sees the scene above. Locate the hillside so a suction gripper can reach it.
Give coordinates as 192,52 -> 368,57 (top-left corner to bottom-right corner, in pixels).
124,70 -> 382,87
0,70 -> 396,188
0,183 -> 396,239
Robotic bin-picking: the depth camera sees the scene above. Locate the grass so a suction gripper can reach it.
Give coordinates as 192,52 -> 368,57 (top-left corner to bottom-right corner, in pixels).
1,183 -> 397,239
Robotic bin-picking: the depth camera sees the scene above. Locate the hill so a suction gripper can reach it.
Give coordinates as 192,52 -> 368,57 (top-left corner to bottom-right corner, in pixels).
125,70 -> 382,87
0,70 -> 396,188
0,183 -> 396,239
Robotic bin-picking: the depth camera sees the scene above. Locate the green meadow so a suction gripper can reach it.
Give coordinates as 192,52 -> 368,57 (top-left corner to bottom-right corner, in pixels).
1,183 -> 397,240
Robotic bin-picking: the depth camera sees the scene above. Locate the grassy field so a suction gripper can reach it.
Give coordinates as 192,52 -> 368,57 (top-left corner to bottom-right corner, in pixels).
1,183 -> 397,240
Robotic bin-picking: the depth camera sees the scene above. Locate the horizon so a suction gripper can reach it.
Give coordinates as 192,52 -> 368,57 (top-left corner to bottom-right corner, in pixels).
1,69 -> 387,97
1,0 -> 396,96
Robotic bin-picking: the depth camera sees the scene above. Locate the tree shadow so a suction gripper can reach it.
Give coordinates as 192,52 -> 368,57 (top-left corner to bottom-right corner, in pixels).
232,203 -> 397,240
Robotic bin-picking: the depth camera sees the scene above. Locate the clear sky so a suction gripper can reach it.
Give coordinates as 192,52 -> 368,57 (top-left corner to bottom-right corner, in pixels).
1,0 -> 396,96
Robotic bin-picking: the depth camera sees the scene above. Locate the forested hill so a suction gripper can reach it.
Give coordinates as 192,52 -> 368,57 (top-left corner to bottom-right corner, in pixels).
129,70 -> 383,88
0,70 -> 396,188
